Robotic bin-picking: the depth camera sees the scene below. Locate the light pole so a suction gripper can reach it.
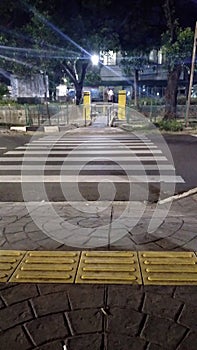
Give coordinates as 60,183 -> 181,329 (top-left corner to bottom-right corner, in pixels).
185,21 -> 197,127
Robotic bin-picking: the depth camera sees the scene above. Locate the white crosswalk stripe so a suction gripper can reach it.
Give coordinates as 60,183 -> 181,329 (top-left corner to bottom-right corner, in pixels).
0,175 -> 184,183
17,144 -> 158,149
0,164 -> 175,170
0,156 -> 168,162
6,150 -> 162,155
0,134 -> 184,186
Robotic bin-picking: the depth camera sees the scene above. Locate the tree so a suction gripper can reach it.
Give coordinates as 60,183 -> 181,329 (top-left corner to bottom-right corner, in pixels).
0,0 -> 167,105
0,0 -> 196,108
118,0 -> 166,108
162,0 -> 194,119
0,83 -> 8,98
120,52 -> 148,107
162,27 -> 194,119
0,0 -> 120,104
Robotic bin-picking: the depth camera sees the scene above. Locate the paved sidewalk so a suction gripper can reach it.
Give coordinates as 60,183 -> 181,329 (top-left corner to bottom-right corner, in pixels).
0,283 -> 197,350
0,195 -> 197,251
0,194 -> 197,349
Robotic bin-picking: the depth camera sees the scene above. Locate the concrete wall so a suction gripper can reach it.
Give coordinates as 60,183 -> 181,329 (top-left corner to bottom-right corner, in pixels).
0,104 -> 84,126
0,107 -> 26,125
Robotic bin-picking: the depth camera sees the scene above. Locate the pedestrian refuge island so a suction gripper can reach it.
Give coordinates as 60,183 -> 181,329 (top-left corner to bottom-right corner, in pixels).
83,89 -> 127,126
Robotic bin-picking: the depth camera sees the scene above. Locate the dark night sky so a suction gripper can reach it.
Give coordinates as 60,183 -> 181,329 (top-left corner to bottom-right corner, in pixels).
175,0 -> 197,28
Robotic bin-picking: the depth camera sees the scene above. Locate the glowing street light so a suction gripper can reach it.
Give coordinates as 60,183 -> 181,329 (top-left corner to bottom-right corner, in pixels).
91,54 -> 99,65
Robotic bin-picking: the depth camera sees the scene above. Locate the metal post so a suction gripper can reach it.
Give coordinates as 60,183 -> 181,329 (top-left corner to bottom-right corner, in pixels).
85,107 -> 86,127
150,99 -> 153,122
38,113 -> 40,126
185,21 -> 197,127
24,104 -> 29,126
65,104 -> 66,125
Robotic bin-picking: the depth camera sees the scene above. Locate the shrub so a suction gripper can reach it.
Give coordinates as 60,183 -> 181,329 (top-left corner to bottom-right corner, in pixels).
156,119 -> 183,132
0,83 -> 8,98
0,100 -> 20,106
177,96 -> 197,105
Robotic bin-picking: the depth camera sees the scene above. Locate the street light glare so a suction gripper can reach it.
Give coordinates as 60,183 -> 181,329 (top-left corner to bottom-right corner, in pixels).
91,54 -> 99,65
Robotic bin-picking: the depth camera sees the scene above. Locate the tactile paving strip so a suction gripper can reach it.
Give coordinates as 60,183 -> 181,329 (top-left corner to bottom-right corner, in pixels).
9,251 -> 81,283
1,250 -> 197,285
0,250 -> 25,282
139,251 -> 197,285
75,251 -> 142,284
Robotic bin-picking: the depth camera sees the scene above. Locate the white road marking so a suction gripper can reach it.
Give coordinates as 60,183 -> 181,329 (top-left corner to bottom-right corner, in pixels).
0,135 -> 185,185
19,144 -> 157,149
0,156 -> 168,161
6,149 -> 162,155
0,175 -> 184,183
0,164 -> 175,170
31,140 -> 152,144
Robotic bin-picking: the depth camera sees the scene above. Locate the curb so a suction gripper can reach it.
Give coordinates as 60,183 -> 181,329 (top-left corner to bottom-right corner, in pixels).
158,187 -> 197,204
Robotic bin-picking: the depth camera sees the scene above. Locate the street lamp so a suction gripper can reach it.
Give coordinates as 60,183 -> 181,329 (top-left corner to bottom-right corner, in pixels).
91,54 -> 99,66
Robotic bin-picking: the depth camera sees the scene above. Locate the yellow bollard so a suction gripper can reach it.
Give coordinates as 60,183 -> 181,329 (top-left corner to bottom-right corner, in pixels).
118,90 -> 126,120
83,91 -> 91,123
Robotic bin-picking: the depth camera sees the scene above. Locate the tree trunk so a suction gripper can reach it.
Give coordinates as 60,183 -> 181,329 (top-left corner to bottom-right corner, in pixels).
164,65 -> 182,120
75,83 -> 83,105
63,60 -> 89,105
134,69 -> 139,108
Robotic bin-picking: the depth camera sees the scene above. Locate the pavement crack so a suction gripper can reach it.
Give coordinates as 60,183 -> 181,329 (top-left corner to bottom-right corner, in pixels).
107,204 -> 114,250
64,312 -> 75,336
144,342 -> 151,350
61,340 -> 68,350
137,313 -> 148,337
100,307 -> 111,316
23,324 -> 37,347
1,229 -> 9,245
175,303 -> 186,323
28,299 -> 38,318
0,295 -> 8,307
36,284 -> 42,296
99,285 -> 109,350
67,291 -> 72,311
181,235 -> 197,247
172,286 -> 177,298
138,291 -> 146,313
169,219 -> 185,237
175,328 -> 190,349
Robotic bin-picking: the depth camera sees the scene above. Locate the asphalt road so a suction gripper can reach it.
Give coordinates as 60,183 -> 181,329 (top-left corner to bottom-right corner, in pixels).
163,133 -> 197,194
0,132 -> 32,152
0,130 -> 196,202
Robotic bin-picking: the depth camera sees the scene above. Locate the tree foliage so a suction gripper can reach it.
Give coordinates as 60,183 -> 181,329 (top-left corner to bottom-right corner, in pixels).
162,0 -> 194,119
120,51 -> 148,106
0,0 -> 123,103
162,27 -> 194,69
0,0 -> 196,108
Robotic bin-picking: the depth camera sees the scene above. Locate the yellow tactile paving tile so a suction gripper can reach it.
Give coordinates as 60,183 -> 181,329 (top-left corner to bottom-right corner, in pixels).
75,251 -> 142,284
139,251 -> 197,285
9,251 -> 81,283
0,250 -> 26,282
1,250 -> 197,285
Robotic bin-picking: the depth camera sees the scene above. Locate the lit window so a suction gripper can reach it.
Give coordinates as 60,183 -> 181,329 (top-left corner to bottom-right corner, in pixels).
100,51 -> 117,65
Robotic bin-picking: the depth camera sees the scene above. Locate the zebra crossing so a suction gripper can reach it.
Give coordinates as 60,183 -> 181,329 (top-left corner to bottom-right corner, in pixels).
0,133 -> 184,201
